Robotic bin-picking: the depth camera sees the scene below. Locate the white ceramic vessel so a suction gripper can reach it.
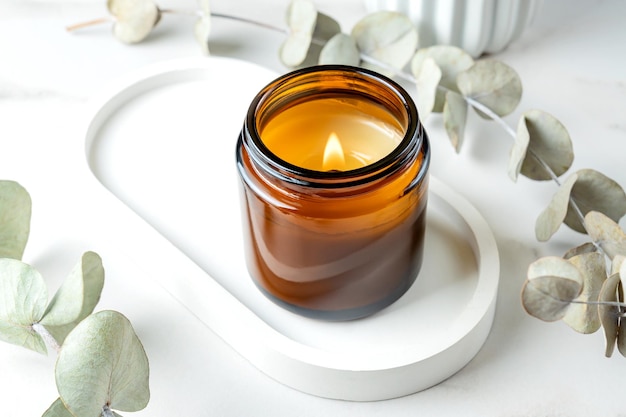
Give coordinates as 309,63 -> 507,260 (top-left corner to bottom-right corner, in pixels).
364,0 -> 542,57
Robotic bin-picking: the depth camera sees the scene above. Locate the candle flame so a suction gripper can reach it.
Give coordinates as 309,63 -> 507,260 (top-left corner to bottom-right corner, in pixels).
322,132 -> 345,171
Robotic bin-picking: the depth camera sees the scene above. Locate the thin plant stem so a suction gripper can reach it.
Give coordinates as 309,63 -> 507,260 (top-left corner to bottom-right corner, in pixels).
570,299 -> 625,308
32,323 -> 60,353
66,17 -> 111,32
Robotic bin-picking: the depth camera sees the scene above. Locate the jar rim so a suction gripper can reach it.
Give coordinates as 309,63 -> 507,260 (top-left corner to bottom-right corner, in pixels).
242,65 -> 427,188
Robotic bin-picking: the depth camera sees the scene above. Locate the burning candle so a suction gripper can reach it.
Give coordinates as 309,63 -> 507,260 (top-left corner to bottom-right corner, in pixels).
236,66 -> 430,321
260,97 -> 403,171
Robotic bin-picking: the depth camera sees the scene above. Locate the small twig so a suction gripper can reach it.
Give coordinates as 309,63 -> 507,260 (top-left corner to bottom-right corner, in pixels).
570,299 -> 626,310
66,16 -> 111,32
159,8 -> 194,16
32,323 -> 61,354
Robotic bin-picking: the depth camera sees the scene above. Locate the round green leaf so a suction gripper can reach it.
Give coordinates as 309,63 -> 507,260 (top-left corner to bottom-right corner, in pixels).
0,258 -> 47,353
352,11 -> 417,75
535,173 -> 578,241
522,256 -> 583,321
303,13 -> 342,67
563,252 -> 606,334
280,0 -> 341,69
443,90 -> 468,152
56,311 -> 150,417
414,57 -> 441,120
411,45 -> 474,112
319,33 -> 360,66
43,398 -> 75,417
609,255 -> 625,276
279,0 -> 317,67
565,169 -> 626,234
40,252 -> 105,345
598,273 -> 621,357
0,180 -> 31,260
563,242 -> 597,260
457,59 -> 522,118
107,0 -> 160,44
508,113 -> 530,182
584,211 -> 626,260
44,399 -> 124,417
619,260 -> 626,357
515,110 -> 574,181
194,0 -> 211,54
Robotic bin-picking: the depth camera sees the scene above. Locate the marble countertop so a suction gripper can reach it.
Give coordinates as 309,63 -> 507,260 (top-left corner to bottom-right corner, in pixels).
2,0 -> 626,416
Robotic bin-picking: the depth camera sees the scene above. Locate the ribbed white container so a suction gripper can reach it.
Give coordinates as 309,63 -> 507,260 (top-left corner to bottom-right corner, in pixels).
364,0 -> 542,57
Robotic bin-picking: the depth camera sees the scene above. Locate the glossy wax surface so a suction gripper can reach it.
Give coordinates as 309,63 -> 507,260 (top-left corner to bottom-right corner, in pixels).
260,96 -> 403,171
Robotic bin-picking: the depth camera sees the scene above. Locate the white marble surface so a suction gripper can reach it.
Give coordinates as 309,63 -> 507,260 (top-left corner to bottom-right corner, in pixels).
1,0 -> 626,416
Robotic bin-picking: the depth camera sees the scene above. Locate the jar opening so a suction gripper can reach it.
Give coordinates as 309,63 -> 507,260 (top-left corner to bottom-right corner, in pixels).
244,65 -> 423,188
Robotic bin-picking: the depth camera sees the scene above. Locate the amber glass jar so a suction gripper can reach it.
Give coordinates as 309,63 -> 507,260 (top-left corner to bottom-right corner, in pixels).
236,65 -> 430,321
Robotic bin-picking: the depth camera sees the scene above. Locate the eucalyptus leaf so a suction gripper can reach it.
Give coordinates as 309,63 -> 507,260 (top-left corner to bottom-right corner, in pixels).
42,398 -> 75,417
521,256 -> 583,321
565,169 -> 626,234
535,173 -> 578,242
194,0 -> 211,54
43,399 -> 125,417
107,0 -> 160,44
303,13 -> 342,67
410,45 -> 474,112
40,252 -> 105,345
515,110 -> 574,181
563,242 -> 597,260
617,255 -> 626,277
55,311 -> 149,417
443,90 -> 468,152
352,11 -> 417,75
618,261 -> 626,356
279,0 -> 317,67
319,33 -> 360,66
598,273 -> 621,357
457,59 -> 522,118
280,0 -> 341,69
563,252 -> 606,334
414,57 -> 441,121
507,113 -> 530,182
0,180 -> 31,260
0,258 -> 47,353
584,211 -> 626,260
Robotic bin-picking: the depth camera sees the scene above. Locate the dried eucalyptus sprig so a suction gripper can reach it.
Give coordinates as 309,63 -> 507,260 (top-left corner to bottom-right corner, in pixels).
271,1 -> 626,357
522,211 -> 626,357
66,0 -> 211,50
0,180 -> 150,416
66,0 -> 626,356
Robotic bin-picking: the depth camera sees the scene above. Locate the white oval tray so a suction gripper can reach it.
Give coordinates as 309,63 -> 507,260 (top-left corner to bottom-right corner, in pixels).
84,57 -> 500,401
